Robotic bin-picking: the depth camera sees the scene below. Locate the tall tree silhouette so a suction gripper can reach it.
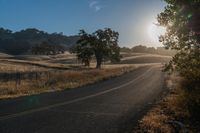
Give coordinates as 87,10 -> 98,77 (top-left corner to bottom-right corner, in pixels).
158,0 -> 200,81
75,28 -> 120,68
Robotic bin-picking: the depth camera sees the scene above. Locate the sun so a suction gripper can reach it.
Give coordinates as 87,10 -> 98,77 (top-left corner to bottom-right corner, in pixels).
148,23 -> 166,43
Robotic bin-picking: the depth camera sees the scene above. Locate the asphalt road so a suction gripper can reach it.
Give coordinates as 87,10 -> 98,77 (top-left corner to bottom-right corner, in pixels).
0,65 -> 165,133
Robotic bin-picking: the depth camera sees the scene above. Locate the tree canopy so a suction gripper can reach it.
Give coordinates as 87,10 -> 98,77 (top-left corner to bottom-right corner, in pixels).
72,28 -> 120,68
158,0 -> 200,81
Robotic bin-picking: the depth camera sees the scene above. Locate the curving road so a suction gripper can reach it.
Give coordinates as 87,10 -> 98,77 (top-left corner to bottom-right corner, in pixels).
0,65 -> 165,133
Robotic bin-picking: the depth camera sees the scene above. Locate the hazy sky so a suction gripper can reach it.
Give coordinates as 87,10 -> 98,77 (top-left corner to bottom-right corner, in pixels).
0,0 -> 166,47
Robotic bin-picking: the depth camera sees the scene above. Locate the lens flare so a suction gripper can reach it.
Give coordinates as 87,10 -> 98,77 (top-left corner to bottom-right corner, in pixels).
148,23 -> 166,43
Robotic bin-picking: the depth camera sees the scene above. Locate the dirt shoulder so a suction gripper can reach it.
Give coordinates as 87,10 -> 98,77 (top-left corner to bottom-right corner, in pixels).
133,74 -> 200,133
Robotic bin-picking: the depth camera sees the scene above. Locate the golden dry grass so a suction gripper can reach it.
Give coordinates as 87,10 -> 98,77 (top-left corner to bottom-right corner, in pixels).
0,59 -> 71,70
136,106 -> 173,133
0,61 -> 52,73
0,64 -> 139,99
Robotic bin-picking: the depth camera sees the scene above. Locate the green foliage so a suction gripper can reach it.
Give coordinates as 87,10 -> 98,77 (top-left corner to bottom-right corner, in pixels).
178,79 -> 200,121
110,46 -> 121,63
158,0 -> 200,81
159,0 -> 200,122
73,28 -> 120,68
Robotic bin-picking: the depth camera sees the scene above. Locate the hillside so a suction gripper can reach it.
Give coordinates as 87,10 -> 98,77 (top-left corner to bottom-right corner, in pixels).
0,28 -> 79,55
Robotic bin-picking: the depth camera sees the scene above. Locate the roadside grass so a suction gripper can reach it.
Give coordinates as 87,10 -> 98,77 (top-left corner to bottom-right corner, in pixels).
0,64 -> 140,99
0,61 -> 52,73
133,74 -> 200,133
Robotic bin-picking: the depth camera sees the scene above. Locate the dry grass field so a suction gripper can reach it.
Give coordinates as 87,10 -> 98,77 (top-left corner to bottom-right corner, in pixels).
0,52 -> 171,99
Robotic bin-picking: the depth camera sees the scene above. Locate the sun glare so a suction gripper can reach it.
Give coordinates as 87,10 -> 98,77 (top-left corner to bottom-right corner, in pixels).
148,23 -> 166,43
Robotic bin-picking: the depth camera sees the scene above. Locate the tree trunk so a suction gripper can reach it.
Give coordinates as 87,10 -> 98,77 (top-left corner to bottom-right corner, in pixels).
96,57 -> 102,69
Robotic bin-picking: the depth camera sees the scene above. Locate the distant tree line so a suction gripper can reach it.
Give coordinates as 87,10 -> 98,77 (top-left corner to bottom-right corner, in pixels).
0,28 -> 79,55
31,41 -> 65,55
120,45 -> 176,56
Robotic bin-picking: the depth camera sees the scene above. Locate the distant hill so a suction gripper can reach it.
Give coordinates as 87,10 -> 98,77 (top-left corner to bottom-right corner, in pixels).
120,45 -> 176,56
0,28 -> 79,55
